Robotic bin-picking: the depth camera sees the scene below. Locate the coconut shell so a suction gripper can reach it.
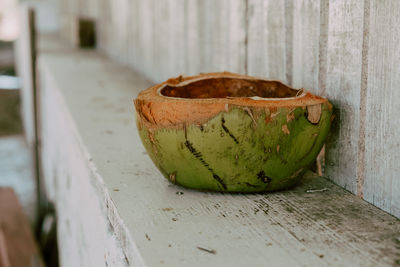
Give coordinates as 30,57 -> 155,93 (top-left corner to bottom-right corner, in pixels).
134,72 -> 332,192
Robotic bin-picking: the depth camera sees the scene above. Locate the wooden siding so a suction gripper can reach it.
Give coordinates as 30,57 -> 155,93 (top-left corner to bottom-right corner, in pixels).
57,0 -> 400,218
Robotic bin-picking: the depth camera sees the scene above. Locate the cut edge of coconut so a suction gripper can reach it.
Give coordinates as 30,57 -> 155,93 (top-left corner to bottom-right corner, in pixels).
135,72 -> 331,128
156,73 -> 307,101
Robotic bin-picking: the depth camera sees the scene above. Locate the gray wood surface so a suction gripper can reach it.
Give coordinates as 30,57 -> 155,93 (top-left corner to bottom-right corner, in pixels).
184,0 -> 201,76
37,39 -> 400,266
322,0 -> 365,194
136,0 -> 154,80
55,0 -> 400,220
363,0 -> 400,218
291,0 -> 320,92
247,0 -> 287,81
153,0 -> 185,82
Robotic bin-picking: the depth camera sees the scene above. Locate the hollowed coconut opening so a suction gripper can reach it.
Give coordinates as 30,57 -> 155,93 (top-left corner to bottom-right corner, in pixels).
160,78 -> 300,99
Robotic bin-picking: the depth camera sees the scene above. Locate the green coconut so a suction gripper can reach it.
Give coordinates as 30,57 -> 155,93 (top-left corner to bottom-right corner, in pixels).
135,72 -> 332,193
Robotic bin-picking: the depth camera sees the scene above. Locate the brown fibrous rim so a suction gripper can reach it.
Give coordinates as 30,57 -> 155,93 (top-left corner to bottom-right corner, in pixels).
135,72 -> 331,128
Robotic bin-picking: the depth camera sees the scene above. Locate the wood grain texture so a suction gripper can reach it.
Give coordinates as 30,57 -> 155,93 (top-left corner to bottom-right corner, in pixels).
38,51 -> 134,267
53,0 -> 400,222
137,0 -> 155,80
291,0 -> 320,92
363,0 -> 400,218
0,188 -> 43,267
110,0 -> 129,64
196,0 -> 247,75
247,0 -> 287,81
184,0 -> 201,76
126,0 -> 138,68
153,0 -> 185,83
322,0 -> 365,194
153,0 -> 170,81
37,37 -> 400,266
168,0 -> 186,80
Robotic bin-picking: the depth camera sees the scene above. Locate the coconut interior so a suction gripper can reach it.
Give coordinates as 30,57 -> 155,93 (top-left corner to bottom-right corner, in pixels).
161,78 -> 299,99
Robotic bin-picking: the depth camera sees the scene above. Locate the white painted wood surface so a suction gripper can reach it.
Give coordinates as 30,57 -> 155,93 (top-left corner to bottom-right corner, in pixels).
36,37 -> 400,267
110,0 -> 129,65
38,44 -> 133,267
152,0 -> 186,82
151,0 -> 246,82
167,0 -> 186,79
322,0 -> 365,194
136,0 -> 155,81
184,0 -> 201,76
291,0 -> 320,92
206,0 -> 246,74
247,0 -> 287,81
52,0 -> 400,226
363,0 -> 400,218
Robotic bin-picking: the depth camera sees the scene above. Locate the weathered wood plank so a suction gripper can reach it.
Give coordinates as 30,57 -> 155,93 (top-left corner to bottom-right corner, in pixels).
207,0 -> 227,72
291,0 -> 320,92
152,0 -> 185,82
184,0 -> 201,76
109,0 -> 129,64
38,53 -> 134,267
60,0 -> 242,82
227,0 -> 247,74
363,0 -> 400,218
195,0 -> 246,75
152,0 -> 169,81
38,37 -> 400,266
0,188 -> 43,267
101,0 -> 144,77
55,0 -> 400,220
96,0 -> 112,55
322,0 -> 365,194
247,0 -> 286,81
168,0 -> 186,79
136,0 -> 154,80
126,0 -> 138,68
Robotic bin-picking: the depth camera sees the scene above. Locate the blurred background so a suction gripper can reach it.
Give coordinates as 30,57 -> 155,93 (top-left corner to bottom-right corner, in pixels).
1,0 -> 58,266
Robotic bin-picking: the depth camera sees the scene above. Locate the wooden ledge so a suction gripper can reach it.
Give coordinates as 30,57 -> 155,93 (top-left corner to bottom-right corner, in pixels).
37,35 -> 400,266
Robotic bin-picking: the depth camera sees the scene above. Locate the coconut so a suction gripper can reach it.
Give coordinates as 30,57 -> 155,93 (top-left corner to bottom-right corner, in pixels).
134,72 -> 332,192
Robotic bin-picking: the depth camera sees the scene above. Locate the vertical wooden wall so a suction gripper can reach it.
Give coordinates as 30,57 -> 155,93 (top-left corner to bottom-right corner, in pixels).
57,0 -> 400,218
363,0 -> 400,217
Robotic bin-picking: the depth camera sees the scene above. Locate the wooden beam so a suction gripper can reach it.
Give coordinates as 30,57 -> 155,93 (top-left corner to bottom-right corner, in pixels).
0,188 -> 43,267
